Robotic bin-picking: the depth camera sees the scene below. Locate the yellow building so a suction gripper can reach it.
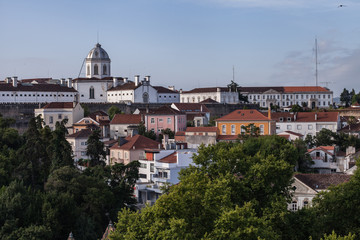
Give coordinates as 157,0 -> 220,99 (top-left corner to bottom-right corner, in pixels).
215,109 -> 276,136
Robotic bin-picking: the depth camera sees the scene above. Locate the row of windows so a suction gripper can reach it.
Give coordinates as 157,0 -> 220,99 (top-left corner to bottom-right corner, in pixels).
1,93 -> 73,97
87,64 -> 108,75
182,96 -> 217,102
250,94 -> 331,100
258,101 -> 331,107
281,124 -> 314,131
159,95 -> 177,98
108,92 -> 133,96
150,117 -> 172,124
48,114 -> 68,123
221,124 -> 265,135
111,151 -> 129,159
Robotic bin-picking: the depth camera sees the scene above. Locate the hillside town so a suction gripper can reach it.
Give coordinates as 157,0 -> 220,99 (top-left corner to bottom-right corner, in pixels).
1,43 -> 360,240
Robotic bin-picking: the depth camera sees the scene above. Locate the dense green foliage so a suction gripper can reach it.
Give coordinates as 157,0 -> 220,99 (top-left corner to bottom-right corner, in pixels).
0,115 -> 139,240
138,121 -> 157,140
108,106 -> 122,120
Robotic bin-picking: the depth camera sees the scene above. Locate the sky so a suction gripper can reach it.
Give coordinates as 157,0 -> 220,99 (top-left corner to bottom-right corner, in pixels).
1,0 -> 360,97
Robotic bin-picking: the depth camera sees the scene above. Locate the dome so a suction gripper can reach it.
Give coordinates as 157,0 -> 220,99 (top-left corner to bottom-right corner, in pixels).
86,43 -> 110,60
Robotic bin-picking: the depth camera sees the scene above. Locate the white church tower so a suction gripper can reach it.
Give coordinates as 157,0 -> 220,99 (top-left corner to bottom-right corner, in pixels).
85,43 -> 111,79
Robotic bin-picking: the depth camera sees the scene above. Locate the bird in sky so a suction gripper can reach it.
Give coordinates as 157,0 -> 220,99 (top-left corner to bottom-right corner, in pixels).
338,4 -> 347,7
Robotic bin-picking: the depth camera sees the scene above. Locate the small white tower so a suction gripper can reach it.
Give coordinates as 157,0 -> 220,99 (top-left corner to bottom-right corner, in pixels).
85,43 -> 111,79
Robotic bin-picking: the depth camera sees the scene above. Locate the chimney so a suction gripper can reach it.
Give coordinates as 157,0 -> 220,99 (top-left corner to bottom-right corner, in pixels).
145,75 -> 150,82
60,78 -> 66,85
135,75 -> 140,86
67,78 -> 72,88
123,77 -> 128,83
268,105 -> 271,120
168,86 -> 175,91
12,76 -> 18,87
5,77 -> 12,84
315,112 -> 318,121
294,112 -> 297,121
113,77 -> 118,88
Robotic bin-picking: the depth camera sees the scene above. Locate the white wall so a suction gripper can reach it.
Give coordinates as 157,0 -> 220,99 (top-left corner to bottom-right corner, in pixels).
0,90 -> 76,103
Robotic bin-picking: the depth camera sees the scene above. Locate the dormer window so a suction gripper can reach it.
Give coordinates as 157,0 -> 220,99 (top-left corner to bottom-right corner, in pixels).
280,117 -> 283,122
287,117 -> 291,121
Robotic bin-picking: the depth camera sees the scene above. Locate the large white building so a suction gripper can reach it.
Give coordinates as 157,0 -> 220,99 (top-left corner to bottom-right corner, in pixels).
180,87 -> 239,104
241,86 -> 333,109
0,77 -> 77,103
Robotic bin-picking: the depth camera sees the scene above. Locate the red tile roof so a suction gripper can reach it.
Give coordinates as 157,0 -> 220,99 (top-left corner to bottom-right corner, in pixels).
158,152 -> 177,163
182,87 -> 228,94
147,105 -> 182,115
283,86 -> 330,93
200,98 -> 219,103
216,109 -> 270,122
67,129 -> 92,138
153,86 -> 178,94
269,112 -> 339,123
110,134 -> 160,150
43,102 -> 75,109
175,131 -> 185,136
110,114 -> 142,125
186,127 -> 218,132
0,83 -> 77,92
216,135 -> 239,141
295,173 -> 351,191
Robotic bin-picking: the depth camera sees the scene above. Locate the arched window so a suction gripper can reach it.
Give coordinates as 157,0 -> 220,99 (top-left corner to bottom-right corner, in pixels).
143,92 -> 149,103
103,64 -> 107,75
291,200 -> 298,211
89,86 -> 95,99
94,64 -> 99,75
87,65 -> 90,76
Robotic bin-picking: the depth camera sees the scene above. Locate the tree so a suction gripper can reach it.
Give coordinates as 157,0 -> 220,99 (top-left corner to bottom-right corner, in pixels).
290,104 -> 302,113
108,106 -> 122,120
340,88 -> 351,107
238,123 -> 260,140
137,122 -> 156,140
111,136 -> 297,239
314,128 -> 335,147
86,130 -> 106,167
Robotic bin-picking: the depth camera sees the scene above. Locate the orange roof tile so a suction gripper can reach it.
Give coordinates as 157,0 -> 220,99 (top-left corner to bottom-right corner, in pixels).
186,127 -> 218,132
216,109 -> 270,122
158,152 -> 177,163
110,114 -> 142,125
283,86 -> 330,93
43,102 -> 75,109
110,134 -> 160,151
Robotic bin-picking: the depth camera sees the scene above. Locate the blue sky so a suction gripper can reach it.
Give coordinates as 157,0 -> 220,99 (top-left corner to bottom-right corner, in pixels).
1,0 -> 360,97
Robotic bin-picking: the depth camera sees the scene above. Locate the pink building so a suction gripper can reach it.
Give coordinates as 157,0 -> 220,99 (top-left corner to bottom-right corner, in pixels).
144,105 -> 187,135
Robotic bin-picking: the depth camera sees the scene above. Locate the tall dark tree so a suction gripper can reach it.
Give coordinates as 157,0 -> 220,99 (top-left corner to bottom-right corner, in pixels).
340,88 -> 351,107
107,105 -> 122,120
86,129 -> 106,167
138,121 -> 156,140
48,119 -> 74,172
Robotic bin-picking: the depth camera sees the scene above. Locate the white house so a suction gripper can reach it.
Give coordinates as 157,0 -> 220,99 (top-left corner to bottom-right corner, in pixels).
154,86 -> 179,103
241,86 -> 333,109
135,148 -> 196,205
289,173 -> 350,211
271,112 -> 340,137
34,102 -> 84,131
109,114 -> 142,139
180,87 -> 239,104
66,128 -> 92,161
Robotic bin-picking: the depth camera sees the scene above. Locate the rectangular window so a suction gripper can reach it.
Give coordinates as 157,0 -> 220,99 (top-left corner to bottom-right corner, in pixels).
297,125 -> 302,130
167,118 -> 171,124
139,173 -> 147,179
222,125 -> 226,134
49,116 -> 53,124
159,118 -> 163,122
150,163 -> 154,173
287,125 -> 292,130
118,152 -> 122,158
231,125 -> 235,135
308,125 -> 313,130
140,163 -> 147,168
81,151 -> 87,156
260,125 -> 264,135
151,118 -> 155,123
81,142 -> 87,146
58,114 -> 62,119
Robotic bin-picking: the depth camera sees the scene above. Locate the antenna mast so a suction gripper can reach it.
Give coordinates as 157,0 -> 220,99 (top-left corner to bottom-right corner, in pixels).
315,38 -> 318,87
232,65 -> 235,82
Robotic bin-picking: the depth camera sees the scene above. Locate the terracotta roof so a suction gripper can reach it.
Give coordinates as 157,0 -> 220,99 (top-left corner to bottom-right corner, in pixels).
278,134 -> 290,140
21,78 -> 53,84
42,102 -> 75,109
172,103 -> 210,113
216,109 -> 271,122
153,86 -> 178,94
175,131 -> 185,136
216,135 -> 239,141
308,146 -> 335,156
0,82 -> 77,92
147,105 -> 182,115
269,112 -> 338,123
158,152 -> 177,163
67,129 -> 92,138
283,86 -> 331,93
200,98 -> 219,103
186,127 -> 218,132
110,114 -> 142,125
295,173 -> 351,191
267,112 -> 293,121
110,134 -> 160,150
182,87 -> 228,94
108,81 -> 138,91
239,86 -> 331,93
